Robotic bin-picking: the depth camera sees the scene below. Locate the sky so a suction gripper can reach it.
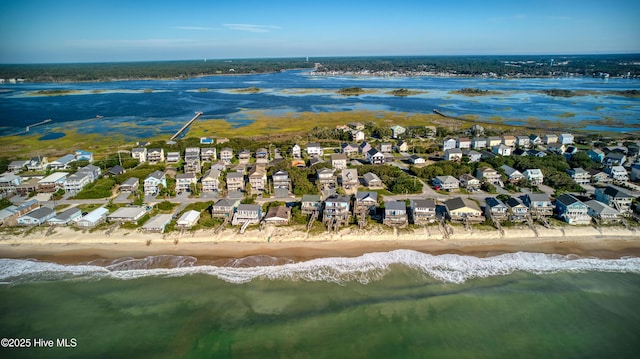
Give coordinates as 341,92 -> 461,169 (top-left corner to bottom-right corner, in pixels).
0,0 -> 639,63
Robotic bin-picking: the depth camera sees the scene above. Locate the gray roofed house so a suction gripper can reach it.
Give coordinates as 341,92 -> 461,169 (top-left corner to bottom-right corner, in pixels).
355,191 -> 378,214
211,198 -> 240,218
411,199 -> 436,224
595,185 -> 635,214
142,214 -> 172,232
363,172 -> 383,188
120,177 -> 139,193
524,193 -> 554,216
445,197 -> 484,222
47,207 -> 82,226
301,194 -> 322,214
232,204 -> 262,226
383,200 -> 408,227
77,207 -> 109,227
433,175 -> 460,191
17,207 -> 56,226
584,200 -> 621,222
484,197 -> 508,221
107,206 -> 147,222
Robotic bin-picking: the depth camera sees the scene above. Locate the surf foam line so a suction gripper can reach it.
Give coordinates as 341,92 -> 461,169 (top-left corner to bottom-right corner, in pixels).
1,250 -> 640,285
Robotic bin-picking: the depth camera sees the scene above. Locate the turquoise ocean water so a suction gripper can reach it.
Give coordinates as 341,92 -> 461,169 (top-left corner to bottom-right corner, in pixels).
1,251 -> 639,358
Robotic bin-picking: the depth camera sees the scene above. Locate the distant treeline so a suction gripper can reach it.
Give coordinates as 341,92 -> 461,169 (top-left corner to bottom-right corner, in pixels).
0,58 -> 314,82
313,54 -> 640,78
1,54 -> 639,82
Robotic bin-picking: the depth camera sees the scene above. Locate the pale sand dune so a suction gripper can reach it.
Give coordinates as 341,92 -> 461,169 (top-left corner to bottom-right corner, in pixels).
1,224 -> 640,263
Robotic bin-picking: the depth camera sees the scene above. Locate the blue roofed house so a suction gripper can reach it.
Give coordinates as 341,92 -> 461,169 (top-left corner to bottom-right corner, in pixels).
555,194 -> 591,225
587,148 -> 605,163
75,149 -> 94,162
48,154 -> 76,170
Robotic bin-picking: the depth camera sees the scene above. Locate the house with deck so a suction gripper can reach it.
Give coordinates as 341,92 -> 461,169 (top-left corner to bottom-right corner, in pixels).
410,199 -> 436,224
585,200 -> 621,223
211,198 -> 239,218
147,148 -> 165,163
38,172 -> 68,193
595,185 -> 635,214
391,125 -> 406,139
355,191 -> 378,215
248,165 -> 267,193
201,169 -> 221,193
501,165 -> 524,183
220,148 -> 234,164
442,138 -> 457,151
64,171 -> 92,194
17,207 -> 56,226
341,168 -> 358,190
76,207 -> 109,228
484,197 -> 508,221
200,147 -> 217,161
272,170 -> 292,197
383,201 -> 408,227
444,148 -> 463,161
505,197 -> 528,222
176,173 -> 197,193
177,210 -> 201,229
366,148 -> 385,165
306,143 -> 324,158
524,193 -> 554,216
476,167 -> 501,185
341,143 -> 359,157
131,148 -> 147,163
108,206 -> 146,223
120,177 -> 139,193
523,169 -> 544,185
317,168 -> 337,191
301,194 -> 322,215
555,194 -> 590,225
331,154 -> 348,170
363,172 -> 383,188
226,172 -> 245,192
48,154 -> 76,170
471,137 -> 487,150
47,207 -> 82,226
263,206 -> 291,225
445,197 -> 484,222
459,173 -> 480,190
322,196 -> 351,230
566,168 -> 590,185
606,166 -> 628,182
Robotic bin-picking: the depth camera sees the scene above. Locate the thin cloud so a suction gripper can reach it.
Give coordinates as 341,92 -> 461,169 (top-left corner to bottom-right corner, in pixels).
174,26 -> 219,31
223,24 -> 280,33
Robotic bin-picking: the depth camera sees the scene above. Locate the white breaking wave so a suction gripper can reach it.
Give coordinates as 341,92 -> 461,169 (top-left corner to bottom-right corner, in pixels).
1,251 -> 640,285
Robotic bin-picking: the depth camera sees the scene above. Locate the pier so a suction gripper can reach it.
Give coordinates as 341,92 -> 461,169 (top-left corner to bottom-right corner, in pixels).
26,119 -> 52,132
169,112 -> 203,141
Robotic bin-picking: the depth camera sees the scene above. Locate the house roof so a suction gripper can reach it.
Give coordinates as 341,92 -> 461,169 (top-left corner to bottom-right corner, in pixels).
412,199 -> 435,208
331,153 -> 347,161
601,185 -> 635,199
500,165 -> 522,177
109,206 -> 146,219
385,201 -> 406,211
302,194 -> 321,203
213,199 -> 239,208
556,194 -> 584,207
435,175 -> 459,184
22,206 -> 55,220
356,191 -> 378,202
445,197 -> 480,212
264,206 -> 290,221
505,197 -> 525,208
325,195 -> 350,203
146,170 -> 165,180
584,200 -> 619,216
54,207 -> 82,221
107,165 -> 125,175
363,172 -> 381,182
237,204 -> 261,212
122,177 -> 139,186
80,207 -> 109,223
367,148 -> 383,157
523,169 -> 543,177
39,172 -> 68,183
527,193 -> 551,203
485,197 -> 506,209
177,210 -> 200,224
142,214 -> 172,231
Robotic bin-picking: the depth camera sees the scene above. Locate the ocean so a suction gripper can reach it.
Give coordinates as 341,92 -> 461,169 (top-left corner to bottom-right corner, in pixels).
1,251 -> 639,358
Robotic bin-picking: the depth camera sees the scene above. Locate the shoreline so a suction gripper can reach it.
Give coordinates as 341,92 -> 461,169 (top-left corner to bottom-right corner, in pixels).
2,226 -> 639,265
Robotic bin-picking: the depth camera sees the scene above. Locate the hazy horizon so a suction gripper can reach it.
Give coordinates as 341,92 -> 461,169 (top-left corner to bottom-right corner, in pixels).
1,0 -> 639,64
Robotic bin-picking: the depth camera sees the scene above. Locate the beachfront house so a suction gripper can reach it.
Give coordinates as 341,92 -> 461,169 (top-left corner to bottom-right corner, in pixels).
555,194 -> 590,225
301,194 -> 322,215
445,197 -> 484,223
47,207 -> 82,226
505,197 -> 529,222
323,196 -> 351,230
76,207 -> 109,227
211,199 -> 239,218
131,147 -> 147,163
484,197 -> 508,222
585,200 -> 621,223
523,169 -> 544,185
355,191 -> 378,215
119,177 -> 139,193
17,207 -> 56,226
176,210 -> 201,229
144,171 -> 167,196
232,204 -> 262,226
524,193 -> 554,216
433,175 -> 459,191
410,199 -> 436,224
141,214 -> 172,233
383,201 -> 408,227
263,206 -> 291,226
107,206 -> 146,223
595,185 -> 635,214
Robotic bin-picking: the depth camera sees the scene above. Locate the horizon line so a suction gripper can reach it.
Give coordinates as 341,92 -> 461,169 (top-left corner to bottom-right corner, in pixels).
2,52 -> 640,66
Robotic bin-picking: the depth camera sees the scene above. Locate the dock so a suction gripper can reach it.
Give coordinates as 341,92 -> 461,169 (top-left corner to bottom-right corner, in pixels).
169,112 -> 203,141
26,119 -> 52,132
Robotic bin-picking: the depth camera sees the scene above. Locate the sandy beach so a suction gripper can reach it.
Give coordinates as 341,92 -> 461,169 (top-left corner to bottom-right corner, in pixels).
1,224 -> 639,264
